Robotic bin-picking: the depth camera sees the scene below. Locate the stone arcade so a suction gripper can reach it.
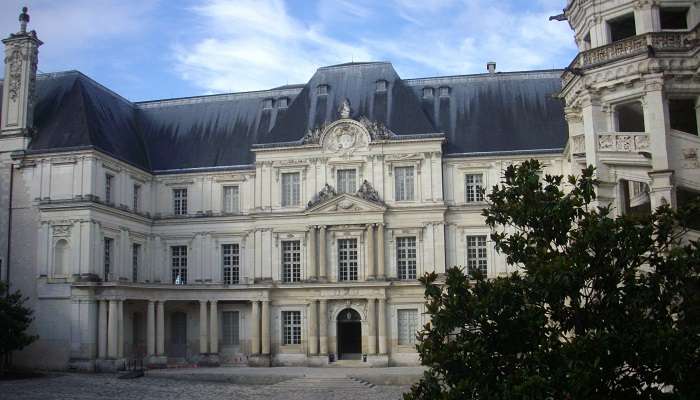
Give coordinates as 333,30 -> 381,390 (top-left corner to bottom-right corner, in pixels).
0,1 -> 698,370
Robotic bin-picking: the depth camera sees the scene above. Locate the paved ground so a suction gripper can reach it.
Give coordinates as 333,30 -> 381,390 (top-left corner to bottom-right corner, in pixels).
0,367 -> 424,400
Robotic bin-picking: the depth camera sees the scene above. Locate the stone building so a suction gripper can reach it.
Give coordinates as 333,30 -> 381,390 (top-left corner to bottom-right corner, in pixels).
0,1 -> 698,370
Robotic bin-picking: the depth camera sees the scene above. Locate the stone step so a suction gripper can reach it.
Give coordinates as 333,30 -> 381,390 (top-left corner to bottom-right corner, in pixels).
270,376 -> 375,391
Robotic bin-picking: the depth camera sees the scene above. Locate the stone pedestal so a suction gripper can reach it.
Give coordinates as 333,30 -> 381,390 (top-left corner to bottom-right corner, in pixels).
248,353 -> 271,367
306,355 -> 330,367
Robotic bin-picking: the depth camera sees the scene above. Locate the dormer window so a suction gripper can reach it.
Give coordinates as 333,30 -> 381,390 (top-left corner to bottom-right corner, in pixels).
262,98 -> 273,109
277,97 -> 288,108
660,8 -> 688,30
376,80 -> 387,92
439,86 -> 450,97
422,87 -> 434,98
317,84 -> 329,96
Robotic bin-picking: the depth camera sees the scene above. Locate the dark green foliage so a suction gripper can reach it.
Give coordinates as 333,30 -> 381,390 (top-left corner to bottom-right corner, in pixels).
0,282 -> 38,371
405,160 -> 700,399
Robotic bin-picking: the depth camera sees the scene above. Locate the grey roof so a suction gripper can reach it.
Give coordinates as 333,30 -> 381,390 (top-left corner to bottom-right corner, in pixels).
1,62 -> 567,172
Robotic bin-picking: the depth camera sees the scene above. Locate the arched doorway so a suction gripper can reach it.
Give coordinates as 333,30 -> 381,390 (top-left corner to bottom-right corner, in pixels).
337,308 -> 361,360
169,312 -> 187,358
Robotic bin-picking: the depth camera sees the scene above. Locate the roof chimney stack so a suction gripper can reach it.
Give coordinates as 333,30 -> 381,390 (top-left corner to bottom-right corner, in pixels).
487,61 -> 496,74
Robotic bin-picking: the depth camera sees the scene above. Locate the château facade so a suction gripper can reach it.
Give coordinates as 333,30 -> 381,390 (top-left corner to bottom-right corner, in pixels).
0,1 -> 698,370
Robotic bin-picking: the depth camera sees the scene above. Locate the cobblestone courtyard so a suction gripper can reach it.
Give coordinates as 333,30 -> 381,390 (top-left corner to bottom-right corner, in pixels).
0,367 -> 422,400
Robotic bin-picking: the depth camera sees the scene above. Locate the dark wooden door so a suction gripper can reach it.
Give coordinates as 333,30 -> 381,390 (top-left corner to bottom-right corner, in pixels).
170,312 -> 187,358
337,308 -> 362,359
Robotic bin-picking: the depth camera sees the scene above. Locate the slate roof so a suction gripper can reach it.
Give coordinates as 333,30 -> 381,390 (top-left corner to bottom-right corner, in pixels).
0,62 -> 568,172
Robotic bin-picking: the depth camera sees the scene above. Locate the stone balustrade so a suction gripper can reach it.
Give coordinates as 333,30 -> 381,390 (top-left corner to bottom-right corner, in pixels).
597,132 -> 650,152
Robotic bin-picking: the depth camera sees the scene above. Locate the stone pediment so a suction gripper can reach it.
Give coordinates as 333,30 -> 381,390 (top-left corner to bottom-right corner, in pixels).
306,193 -> 386,214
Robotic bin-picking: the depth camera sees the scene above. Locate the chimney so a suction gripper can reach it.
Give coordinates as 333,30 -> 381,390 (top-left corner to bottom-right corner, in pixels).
1,7 -> 42,143
487,61 -> 496,75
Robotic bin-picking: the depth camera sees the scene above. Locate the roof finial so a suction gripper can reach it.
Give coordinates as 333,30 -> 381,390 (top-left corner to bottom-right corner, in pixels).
19,6 -> 30,34
339,98 -> 351,119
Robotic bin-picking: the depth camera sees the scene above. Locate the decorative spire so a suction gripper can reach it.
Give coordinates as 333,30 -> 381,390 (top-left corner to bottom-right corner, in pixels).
19,7 -> 30,34
339,98 -> 351,119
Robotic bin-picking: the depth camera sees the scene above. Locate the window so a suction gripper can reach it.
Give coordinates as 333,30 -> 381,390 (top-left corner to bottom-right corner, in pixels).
422,87 -> 434,98
397,237 -> 417,280
616,102 -> 645,132
262,98 -> 273,109
336,169 -> 356,194
622,180 -> 651,217
660,8 -> 688,30
317,84 -> 329,95
103,238 -> 113,281
466,235 -> 488,277
608,13 -> 636,42
669,99 -> 698,136
222,311 -> 240,346
133,184 -> 141,212
53,239 -> 69,277
338,238 -> 358,281
465,174 -> 484,203
222,244 -> 240,285
376,80 -> 387,92
105,174 -> 114,204
173,188 -> 188,215
282,240 -> 301,283
277,97 -> 288,108
439,86 -> 450,97
223,185 -> 240,213
132,244 -> 140,282
282,311 -> 302,345
171,246 -> 187,284
281,172 -> 300,207
394,166 -> 415,201
398,309 -> 418,346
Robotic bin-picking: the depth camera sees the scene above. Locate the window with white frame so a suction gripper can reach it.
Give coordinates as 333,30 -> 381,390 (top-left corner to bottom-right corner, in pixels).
222,244 -> 240,284
103,237 -> 113,281
398,309 -> 419,345
336,169 -> 356,194
282,310 -> 302,345
397,237 -> 417,280
133,184 -> 141,212
465,174 -> 484,203
394,166 -> 415,201
132,243 -> 140,282
223,185 -> 240,213
338,238 -> 358,281
105,174 -> 114,204
173,188 -> 188,215
466,235 -> 488,277
171,246 -> 188,284
221,311 -> 240,345
282,240 -> 301,283
281,172 -> 300,207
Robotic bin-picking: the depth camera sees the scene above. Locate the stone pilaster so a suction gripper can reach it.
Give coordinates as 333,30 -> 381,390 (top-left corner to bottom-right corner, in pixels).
156,301 -> 165,356
251,301 -> 260,354
209,300 -> 219,354
366,224 -> 375,279
199,300 -> 208,354
307,227 -> 316,280
319,300 -> 328,354
318,226 -> 327,281
308,300 -> 318,355
367,299 -> 377,354
107,300 -> 118,359
261,300 -> 270,355
378,298 -> 387,354
117,300 -> 124,358
377,223 -> 385,279
147,300 -> 155,356
98,300 -> 108,359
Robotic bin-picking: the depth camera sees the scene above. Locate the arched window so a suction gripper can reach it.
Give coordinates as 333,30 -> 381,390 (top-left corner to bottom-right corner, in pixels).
53,239 -> 70,277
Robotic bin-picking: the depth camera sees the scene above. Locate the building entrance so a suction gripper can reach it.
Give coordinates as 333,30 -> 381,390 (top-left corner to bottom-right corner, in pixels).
169,312 -> 187,358
337,308 -> 362,360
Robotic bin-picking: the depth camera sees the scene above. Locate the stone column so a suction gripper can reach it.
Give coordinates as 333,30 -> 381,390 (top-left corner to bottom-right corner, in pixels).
156,301 -> 165,356
107,300 -> 118,358
367,299 -> 377,354
319,226 -> 327,281
261,300 -> 270,355
117,300 -> 124,358
199,300 -> 208,354
251,301 -> 260,354
308,300 -> 318,355
378,299 -> 387,354
209,300 -> 219,354
147,300 -> 155,356
377,224 -> 385,279
319,299 -> 328,354
307,226 -> 316,280
366,224 -> 375,279
98,300 -> 108,359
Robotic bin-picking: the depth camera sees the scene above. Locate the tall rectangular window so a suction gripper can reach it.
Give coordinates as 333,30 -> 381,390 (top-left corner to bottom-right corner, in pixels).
466,235 -> 488,277
222,244 -> 240,285
282,240 -> 301,283
173,188 -> 188,215
222,311 -> 240,346
133,184 -> 141,212
336,169 -> 356,194
397,237 -> 417,280
223,185 -> 240,213
103,238 -> 113,281
132,243 -> 140,282
281,172 -> 300,207
282,311 -> 302,345
338,238 -> 358,281
394,166 -> 415,201
398,309 -> 418,345
171,246 -> 188,284
105,174 -> 114,204
465,174 -> 484,203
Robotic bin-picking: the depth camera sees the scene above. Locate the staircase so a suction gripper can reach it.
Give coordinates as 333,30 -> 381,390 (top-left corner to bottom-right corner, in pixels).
268,376 -> 376,393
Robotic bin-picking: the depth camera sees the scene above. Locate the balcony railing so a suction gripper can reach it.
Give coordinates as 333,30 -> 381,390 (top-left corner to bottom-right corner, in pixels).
597,132 -> 649,152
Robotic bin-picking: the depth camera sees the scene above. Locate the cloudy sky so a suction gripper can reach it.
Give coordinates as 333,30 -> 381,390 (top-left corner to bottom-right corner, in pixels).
0,0 -> 575,101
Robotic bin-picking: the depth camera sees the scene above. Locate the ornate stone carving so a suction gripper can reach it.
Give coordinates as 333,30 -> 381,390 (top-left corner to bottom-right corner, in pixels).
302,126 -> 323,144
322,121 -> 368,155
359,117 -> 394,140
571,134 -> 585,154
307,183 -> 337,208
6,48 -> 23,102
616,135 -> 634,152
339,98 -> 351,119
634,135 -> 649,151
598,135 -> 615,150
52,225 -> 72,237
597,133 -> 650,153
356,180 -> 384,205
682,148 -> 699,168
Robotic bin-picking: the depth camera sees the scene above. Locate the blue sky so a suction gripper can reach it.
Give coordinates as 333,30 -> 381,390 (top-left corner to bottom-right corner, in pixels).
0,0 -> 576,101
